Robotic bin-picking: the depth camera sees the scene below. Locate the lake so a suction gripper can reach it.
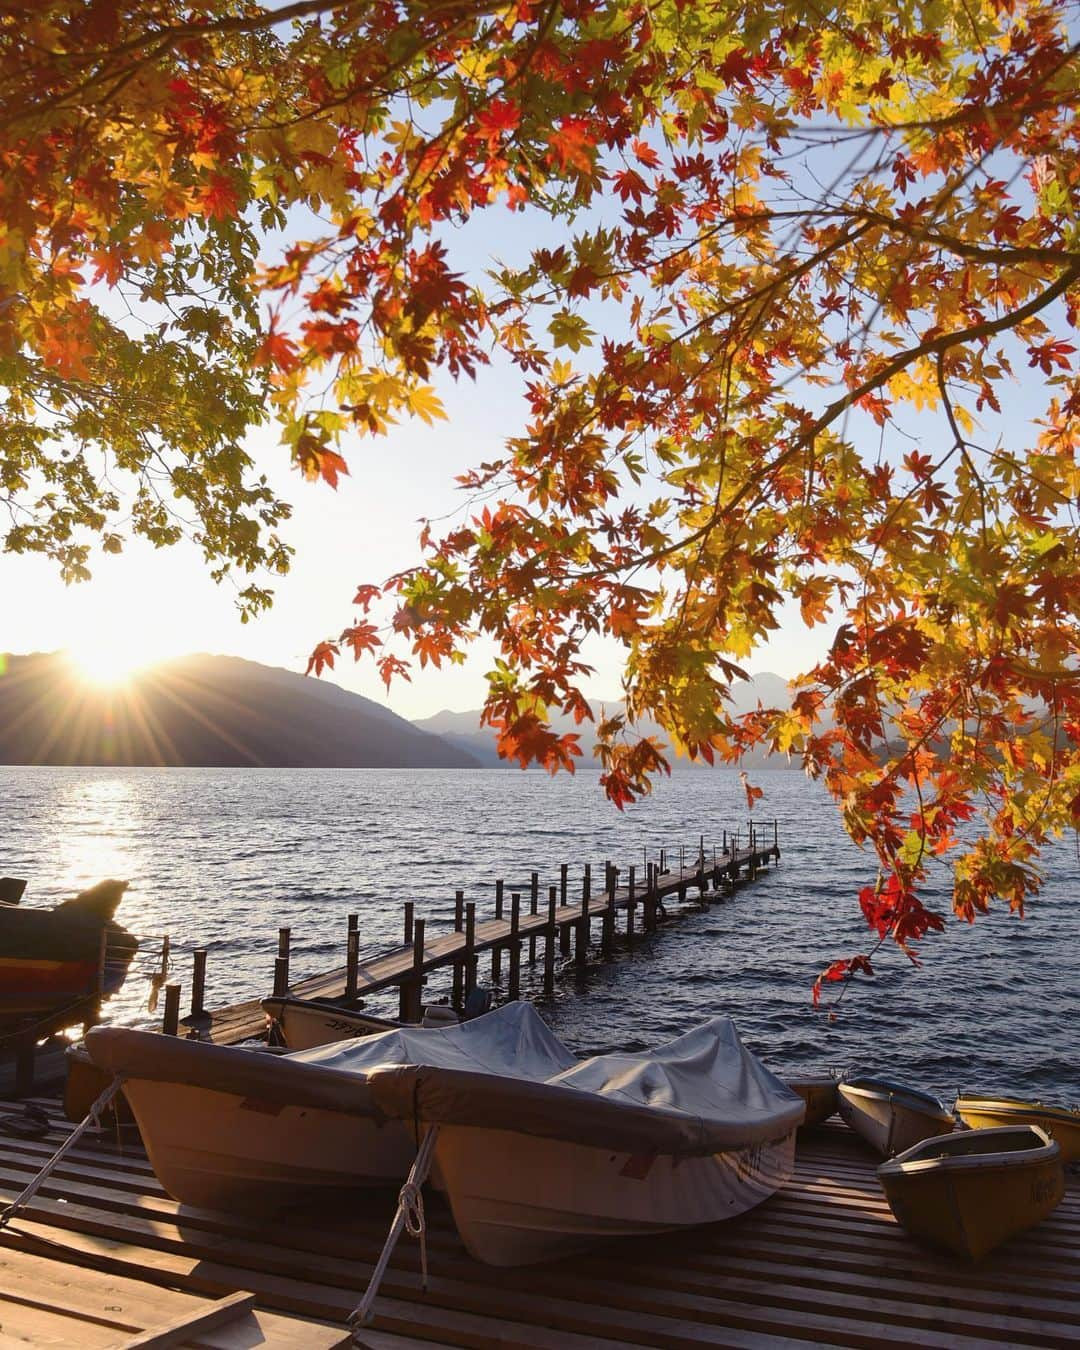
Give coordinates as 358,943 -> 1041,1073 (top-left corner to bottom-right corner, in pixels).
3,765 -> 1077,1101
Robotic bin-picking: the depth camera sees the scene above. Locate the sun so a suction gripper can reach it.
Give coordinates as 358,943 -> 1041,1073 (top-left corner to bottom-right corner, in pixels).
66,639 -> 180,686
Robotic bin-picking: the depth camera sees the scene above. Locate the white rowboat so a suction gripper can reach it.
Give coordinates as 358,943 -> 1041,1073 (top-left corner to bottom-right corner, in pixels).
839,1077 -> 954,1157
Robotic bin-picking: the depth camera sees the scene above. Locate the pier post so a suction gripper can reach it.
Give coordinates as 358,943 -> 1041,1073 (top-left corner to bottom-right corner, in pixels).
273,927 -> 291,997
544,886 -> 557,996
346,920 -> 359,1002
508,892 -> 521,1000
403,902 -> 414,946
401,918 -> 425,1023
529,872 -> 539,963
749,823 -> 757,879
774,817 -> 780,861
626,865 -> 636,945
492,879 -> 504,984
645,862 -> 658,932
162,983 -> 181,1036
452,890 -> 465,1008
576,863 -> 591,964
559,863 -> 571,956
190,949 -> 207,1018
464,902 -> 477,999
602,866 -> 616,954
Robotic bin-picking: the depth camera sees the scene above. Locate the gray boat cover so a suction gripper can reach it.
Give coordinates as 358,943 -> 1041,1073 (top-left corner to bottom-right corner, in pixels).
87,1003 -> 803,1157
300,1002 -> 804,1156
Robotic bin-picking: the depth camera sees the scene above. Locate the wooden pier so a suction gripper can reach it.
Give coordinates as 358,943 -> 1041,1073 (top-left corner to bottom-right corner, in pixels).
0,1096 -> 1075,1348
167,826 -> 780,1046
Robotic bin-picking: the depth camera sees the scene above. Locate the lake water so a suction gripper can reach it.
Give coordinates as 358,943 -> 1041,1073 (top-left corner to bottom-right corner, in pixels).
3,765 -> 1077,1102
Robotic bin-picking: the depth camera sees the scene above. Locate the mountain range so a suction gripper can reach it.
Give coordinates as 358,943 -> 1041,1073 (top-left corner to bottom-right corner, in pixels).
0,652 -> 477,768
0,652 -> 796,769
414,672 -> 795,769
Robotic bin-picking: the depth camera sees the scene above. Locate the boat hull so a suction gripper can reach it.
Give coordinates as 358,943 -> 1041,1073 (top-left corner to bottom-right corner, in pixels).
956,1097 -> 1080,1165
120,1075 -> 417,1215
787,1076 -> 839,1127
839,1080 -> 954,1157
434,1123 -> 798,1266
878,1126 -> 1065,1261
262,997 -> 400,1051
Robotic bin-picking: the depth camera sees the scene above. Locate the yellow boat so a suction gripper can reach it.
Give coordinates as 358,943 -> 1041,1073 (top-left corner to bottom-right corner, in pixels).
786,1075 -> 839,1127
877,1125 -> 1065,1262
955,1095 -> 1080,1165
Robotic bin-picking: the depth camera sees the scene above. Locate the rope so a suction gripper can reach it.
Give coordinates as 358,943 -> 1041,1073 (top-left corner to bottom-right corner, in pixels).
0,1075 -> 125,1231
348,1125 -> 440,1336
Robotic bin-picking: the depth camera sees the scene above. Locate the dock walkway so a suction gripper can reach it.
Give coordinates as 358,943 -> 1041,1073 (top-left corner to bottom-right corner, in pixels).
187,835 -> 777,1046
0,1100 -> 1075,1348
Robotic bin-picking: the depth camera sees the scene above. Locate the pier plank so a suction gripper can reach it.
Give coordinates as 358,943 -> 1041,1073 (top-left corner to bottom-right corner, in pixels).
0,1099 -> 1075,1350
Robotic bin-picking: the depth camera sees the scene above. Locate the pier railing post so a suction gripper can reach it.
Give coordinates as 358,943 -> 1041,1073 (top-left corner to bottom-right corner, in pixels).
401,918 -> 425,1024
602,866 -> 616,954
452,890 -> 465,1009
544,886 -> 557,996
644,862 -> 656,931
273,927 -> 291,998
162,983 -> 181,1036
626,865 -> 636,945
403,901 -> 414,947
464,901 -> 477,999
346,921 -> 359,1002
508,892 -> 521,1000
559,863 -> 571,956
190,949 -> 207,1018
576,863 -> 591,964
774,817 -> 780,861
529,871 -> 539,963
492,879 -> 504,985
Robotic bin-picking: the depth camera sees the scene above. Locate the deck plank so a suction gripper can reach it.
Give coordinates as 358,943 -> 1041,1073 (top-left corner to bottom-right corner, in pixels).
0,1090 -> 1076,1350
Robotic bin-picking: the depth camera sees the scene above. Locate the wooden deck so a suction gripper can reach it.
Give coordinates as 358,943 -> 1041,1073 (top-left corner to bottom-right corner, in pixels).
190,841 -> 776,1046
0,1101 -> 1075,1348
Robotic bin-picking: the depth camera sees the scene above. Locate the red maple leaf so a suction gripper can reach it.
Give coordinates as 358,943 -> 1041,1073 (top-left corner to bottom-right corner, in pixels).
306,641 -> 337,676
199,172 -> 240,221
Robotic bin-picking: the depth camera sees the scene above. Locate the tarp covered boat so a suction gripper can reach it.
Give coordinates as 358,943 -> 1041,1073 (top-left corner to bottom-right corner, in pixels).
87,1003 -> 803,1262
955,1095 -> 1080,1165
367,1011 -> 805,1265
877,1125 -> 1065,1261
84,1000 -> 575,1214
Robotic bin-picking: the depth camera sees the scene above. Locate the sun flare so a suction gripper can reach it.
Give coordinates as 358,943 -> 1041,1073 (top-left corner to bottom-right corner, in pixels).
66,639 -> 183,686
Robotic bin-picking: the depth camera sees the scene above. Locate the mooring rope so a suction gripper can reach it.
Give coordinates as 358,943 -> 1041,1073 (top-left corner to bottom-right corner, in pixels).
0,1075 -> 125,1231
348,1124 -> 440,1335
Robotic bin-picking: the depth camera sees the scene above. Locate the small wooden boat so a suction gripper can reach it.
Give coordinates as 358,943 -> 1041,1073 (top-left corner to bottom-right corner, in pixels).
63,1042 -> 136,1125
0,880 -> 137,1037
262,996 -> 400,1050
786,1075 -> 839,1126
839,1077 -> 954,1156
878,1125 -> 1065,1261
263,991 -> 481,1050
367,1008 -> 806,1266
956,1095 -> 1080,1165
84,1024 -> 419,1213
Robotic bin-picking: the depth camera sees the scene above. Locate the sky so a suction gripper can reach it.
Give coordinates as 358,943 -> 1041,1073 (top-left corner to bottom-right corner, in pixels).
4,340 -> 833,720
4,73 -> 1053,724
2,166 -> 845,722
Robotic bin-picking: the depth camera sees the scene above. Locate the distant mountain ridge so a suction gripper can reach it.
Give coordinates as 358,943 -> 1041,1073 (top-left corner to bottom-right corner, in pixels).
0,652 -> 478,769
414,672 -> 801,769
